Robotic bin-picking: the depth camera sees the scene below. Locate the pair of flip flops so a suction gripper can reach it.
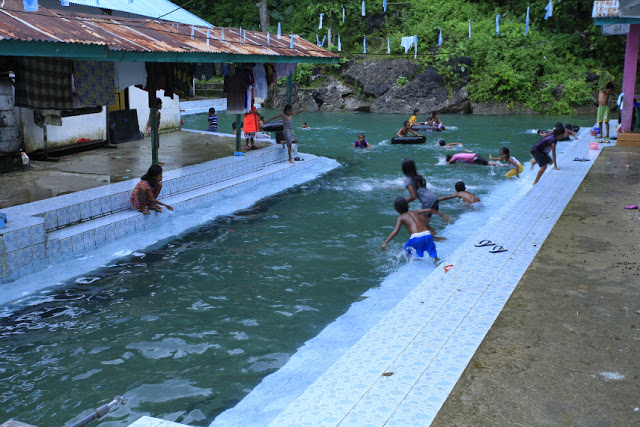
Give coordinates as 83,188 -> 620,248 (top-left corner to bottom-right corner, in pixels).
573,157 -> 590,162
475,240 -> 508,253
293,157 -> 304,161
624,205 -> 638,210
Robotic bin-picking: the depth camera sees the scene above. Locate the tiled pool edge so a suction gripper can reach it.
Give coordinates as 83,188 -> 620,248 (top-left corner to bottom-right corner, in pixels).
0,146 -> 316,286
206,132 -> 610,427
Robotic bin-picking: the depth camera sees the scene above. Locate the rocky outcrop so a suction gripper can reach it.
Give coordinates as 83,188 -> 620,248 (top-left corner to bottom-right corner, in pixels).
263,84 -> 318,112
341,59 -> 421,97
312,76 -> 353,111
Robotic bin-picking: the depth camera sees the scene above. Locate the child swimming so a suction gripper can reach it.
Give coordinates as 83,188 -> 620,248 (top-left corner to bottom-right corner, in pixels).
397,121 -> 423,138
439,181 -> 481,204
489,147 -> 523,178
129,164 -> 174,215
381,197 -> 451,261
353,133 -> 370,149
206,108 -> 218,132
401,158 -> 440,235
438,139 -> 464,149
446,152 -> 490,165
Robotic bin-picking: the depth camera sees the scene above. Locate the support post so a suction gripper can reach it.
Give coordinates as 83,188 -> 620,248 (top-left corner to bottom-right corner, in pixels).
621,24 -> 640,133
235,114 -> 242,153
287,74 -> 292,106
150,107 -> 159,165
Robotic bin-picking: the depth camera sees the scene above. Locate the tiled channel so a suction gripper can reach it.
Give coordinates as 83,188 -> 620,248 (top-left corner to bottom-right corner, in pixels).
208,130 -> 612,427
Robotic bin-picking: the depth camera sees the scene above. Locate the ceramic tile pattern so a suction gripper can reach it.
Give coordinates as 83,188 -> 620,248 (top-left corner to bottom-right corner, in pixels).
262,131 -> 610,426
0,146 -> 312,284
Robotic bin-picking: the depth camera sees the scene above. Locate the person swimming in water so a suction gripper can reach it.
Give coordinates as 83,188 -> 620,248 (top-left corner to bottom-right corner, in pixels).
353,133 -> 370,149
446,152 -> 491,165
438,139 -> 464,149
438,181 -> 481,204
381,197 -> 451,262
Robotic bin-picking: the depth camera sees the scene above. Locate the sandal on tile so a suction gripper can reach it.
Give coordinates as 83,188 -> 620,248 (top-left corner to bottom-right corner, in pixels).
490,245 -> 508,253
475,240 -> 495,247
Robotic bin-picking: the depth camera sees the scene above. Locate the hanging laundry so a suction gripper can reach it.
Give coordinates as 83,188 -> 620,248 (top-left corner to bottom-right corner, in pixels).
414,35 -> 418,59
438,29 -> 442,46
74,61 -> 117,108
214,63 -> 222,76
387,37 -> 390,54
61,0 -> 69,6
316,35 -> 327,47
172,63 -> 194,99
401,36 -> 414,53
319,13 -> 324,30
383,0 -> 387,12
222,63 -> 230,76
115,61 -> 148,91
496,14 -> 500,35
468,20 -> 471,39
15,57 -> 73,109
362,1 -> 366,16
224,72 -> 249,114
145,63 -> 176,99
544,0 -> 553,20
363,36 -> 367,54
221,28 -> 225,40
278,22 -> 282,38
267,32 -> 270,45
273,63 -> 297,80
525,6 -> 530,35
252,64 -> 268,99
342,6 -> 345,24
290,34 -> 294,49
338,34 -> 342,52
23,0 -> 38,11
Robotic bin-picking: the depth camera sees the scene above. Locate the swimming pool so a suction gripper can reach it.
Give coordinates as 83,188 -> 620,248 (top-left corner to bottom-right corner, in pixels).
0,111 -> 589,426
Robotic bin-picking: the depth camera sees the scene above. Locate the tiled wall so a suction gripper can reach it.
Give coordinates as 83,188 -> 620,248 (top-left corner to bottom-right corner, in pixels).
0,147 -> 308,284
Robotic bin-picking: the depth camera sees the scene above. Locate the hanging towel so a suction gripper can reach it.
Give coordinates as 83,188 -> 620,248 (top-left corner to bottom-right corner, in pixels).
115,61 -> 148,91
319,13 -> 324,30
401,36 -> 415,53
317,35 -> 326,47
383,0 -> 387,12
15,57 -> 73,110
544,0 -> 553,20
23,0 -> 38,11
224,72 -> 249,114
387,37 -> 390,54
496,14 -> 500,35
525,6 -> 530,35
468,20 -> 472,39
363,36 -> 367,54
438,29 -> 442,46
342,6 -> 345,23
172,63 -> 193,99
277,22 -> 281,38
267,32 -> 270,45
61,0 -> 69,6
414,35 -> 418,59
338,34 -> 342,52
362,1 -> 366,16
273,63 -> 298,80
252,64 -> 268,99
290,34 -> 294,49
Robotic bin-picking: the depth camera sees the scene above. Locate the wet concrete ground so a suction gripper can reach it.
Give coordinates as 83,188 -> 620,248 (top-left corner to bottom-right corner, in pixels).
0,131 -> 270,209
434,146 -> 640,425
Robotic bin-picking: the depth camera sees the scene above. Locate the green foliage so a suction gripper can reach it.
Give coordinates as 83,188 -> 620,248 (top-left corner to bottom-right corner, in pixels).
396,76 -> 408,87
292,63 -> 314,86
176,0 -> 626,113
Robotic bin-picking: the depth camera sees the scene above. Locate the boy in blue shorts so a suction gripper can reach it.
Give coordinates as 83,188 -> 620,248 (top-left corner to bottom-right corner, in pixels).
381,197 -> 451,261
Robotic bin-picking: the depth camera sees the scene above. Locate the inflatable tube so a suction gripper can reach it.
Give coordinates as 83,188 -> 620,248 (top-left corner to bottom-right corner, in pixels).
411,124 -> 440,131
263,120 -> 284,132
391,136 -> 427,145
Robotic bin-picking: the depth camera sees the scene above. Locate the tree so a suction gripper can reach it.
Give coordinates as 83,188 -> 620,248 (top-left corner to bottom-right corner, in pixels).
255,0 -> 269,31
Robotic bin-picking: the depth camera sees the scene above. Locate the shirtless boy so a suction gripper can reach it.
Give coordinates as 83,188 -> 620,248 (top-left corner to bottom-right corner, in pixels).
438,181 -> 481,204
397,121 -> 423,138
597,82 -> 614,139
381,197 -> 451,261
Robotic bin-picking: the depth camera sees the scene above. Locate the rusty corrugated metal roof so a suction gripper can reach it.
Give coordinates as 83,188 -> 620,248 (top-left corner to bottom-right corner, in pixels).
0,0 -> 338,62
593,0 -> 621,19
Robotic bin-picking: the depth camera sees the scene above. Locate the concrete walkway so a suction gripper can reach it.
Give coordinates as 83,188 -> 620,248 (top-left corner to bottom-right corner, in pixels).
210,131 -> 640,426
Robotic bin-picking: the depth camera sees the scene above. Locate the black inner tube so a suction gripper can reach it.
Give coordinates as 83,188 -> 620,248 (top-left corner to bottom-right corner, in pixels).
391,136 -> 426,144
263,120 -> 284,132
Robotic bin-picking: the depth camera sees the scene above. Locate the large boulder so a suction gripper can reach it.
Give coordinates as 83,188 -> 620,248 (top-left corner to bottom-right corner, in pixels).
343,95 -> 371,112
341,59 -> 421,97
263,83 -> 318,112
312,76 -> 353,111
370,66 -> 469,114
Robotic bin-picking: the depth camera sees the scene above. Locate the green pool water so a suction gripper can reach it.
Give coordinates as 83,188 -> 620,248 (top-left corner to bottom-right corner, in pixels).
0,111 -> 590,426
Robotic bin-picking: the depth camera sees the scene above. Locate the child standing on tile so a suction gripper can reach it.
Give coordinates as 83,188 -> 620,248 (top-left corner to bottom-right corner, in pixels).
130,165 -> 174,215
381,197 -> 450,262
